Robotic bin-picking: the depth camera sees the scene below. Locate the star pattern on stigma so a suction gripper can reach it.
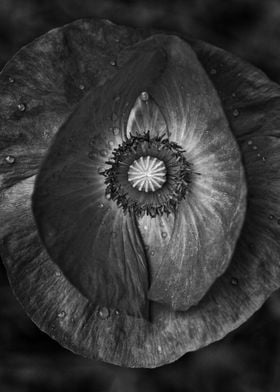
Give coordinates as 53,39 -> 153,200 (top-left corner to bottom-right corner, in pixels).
101,132 -> 192,217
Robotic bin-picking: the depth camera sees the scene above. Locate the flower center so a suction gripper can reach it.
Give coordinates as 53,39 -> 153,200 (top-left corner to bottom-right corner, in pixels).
128,156 -> 166,192
102,132 -> 192,217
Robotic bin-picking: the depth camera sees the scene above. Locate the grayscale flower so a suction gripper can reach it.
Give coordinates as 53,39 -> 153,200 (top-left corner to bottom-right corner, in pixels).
0,18 -> 280,368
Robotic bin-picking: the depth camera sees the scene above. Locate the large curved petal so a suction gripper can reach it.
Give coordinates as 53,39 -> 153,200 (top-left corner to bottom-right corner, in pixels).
137,36 -> 247,310
31,75 -> 151,318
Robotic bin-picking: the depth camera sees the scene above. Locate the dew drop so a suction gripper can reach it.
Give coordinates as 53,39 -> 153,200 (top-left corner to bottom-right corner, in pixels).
262,157 -> 267,162
252,145 -> 258,150
269,214 -> 274,220
231,277 -> 238,286
58,311 -> 66,319
114,96 -> 120,102
97,307 -> 110,319
257,153 -> 261,158
100,149 -> 108,157
108,140 -> 115,148
113,127 -> 120,136
89,137 -> 96,147
161,231 -> 167,239
210,68 -> 217,75
231,92 -> 236,98
79,84 -> 85,90
97,167 -> 104,174
8,76 -> 15,83
232,109 -> 239,117
17,103 -> 26,112
115,309 -> 120,315
140,91 -> 149,101
150,250 -> 155,256
105,193 -> 111,200
98,202 -> 104,208
143,225 -> 148,231
247,140 -> 253,145
55,271 -> 61,277
5,155 -> 16,164
158,345 -> 162,353
88,151 -> 95,160
110,60 -> 117,66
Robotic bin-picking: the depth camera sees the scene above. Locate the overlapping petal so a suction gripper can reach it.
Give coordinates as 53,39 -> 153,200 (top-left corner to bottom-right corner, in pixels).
126,36 -> 247,310
31,77 -> 151,319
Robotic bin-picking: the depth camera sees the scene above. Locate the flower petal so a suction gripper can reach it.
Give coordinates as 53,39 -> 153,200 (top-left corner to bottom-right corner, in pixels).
32,79 -> 151,318
0,18 -> 133,191
134,35 -> 247,310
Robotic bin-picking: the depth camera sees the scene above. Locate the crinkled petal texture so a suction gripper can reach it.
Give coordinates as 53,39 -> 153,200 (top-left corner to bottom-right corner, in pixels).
0,18 -> 280,368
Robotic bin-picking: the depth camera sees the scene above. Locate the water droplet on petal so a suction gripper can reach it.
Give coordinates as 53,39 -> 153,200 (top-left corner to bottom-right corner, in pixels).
108,140 -> 114,148
88,151 -> 95,160
158,345 -> 162,353
58,311 -> 66,318
79,84 -> 85,90
232,109 -> 239,117
269,214 -> 274,220
257,153 -> 261,158
210,68 -> 217,75
100,149 -> 108,157
17,103 -> 26,112
262,157 -> 267,162
143,225 -> 148,231
97,307 -> 110,319
161,231 -> 167,239
150,250 -> 155,256
252,145 -> 258,150
55,271 -> 61,277
8,76 -> 15,83
247,140 -> 253,145
231,277 -> 238,286
231,92 -> 236,97
110,60 -> 117,66
113,127 -> 120,136
105,193 -> 111,200
5,155 -> 15,164
98,202 -> 104,208
115,309 -> 120,315
140,91 -> 149,101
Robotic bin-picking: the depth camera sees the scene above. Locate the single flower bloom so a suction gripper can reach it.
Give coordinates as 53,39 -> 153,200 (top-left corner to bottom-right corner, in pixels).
0,18 -> 280,368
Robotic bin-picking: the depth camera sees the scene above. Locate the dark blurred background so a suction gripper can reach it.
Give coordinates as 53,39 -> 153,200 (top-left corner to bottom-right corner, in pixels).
1,1 -> 280,391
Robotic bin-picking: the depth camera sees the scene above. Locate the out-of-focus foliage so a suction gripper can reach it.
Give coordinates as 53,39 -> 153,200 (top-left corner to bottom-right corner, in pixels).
1,0 -> 280,391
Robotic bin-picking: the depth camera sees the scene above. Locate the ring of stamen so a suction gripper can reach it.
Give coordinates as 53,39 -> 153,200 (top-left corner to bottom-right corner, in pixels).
101,132 -> 192,217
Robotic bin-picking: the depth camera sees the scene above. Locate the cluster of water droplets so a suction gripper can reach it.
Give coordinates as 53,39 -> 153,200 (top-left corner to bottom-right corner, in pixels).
246,140 -> 266,162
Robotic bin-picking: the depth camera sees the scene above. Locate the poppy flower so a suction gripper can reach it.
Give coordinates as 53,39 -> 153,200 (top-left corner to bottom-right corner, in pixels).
0,18 -> 280,368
